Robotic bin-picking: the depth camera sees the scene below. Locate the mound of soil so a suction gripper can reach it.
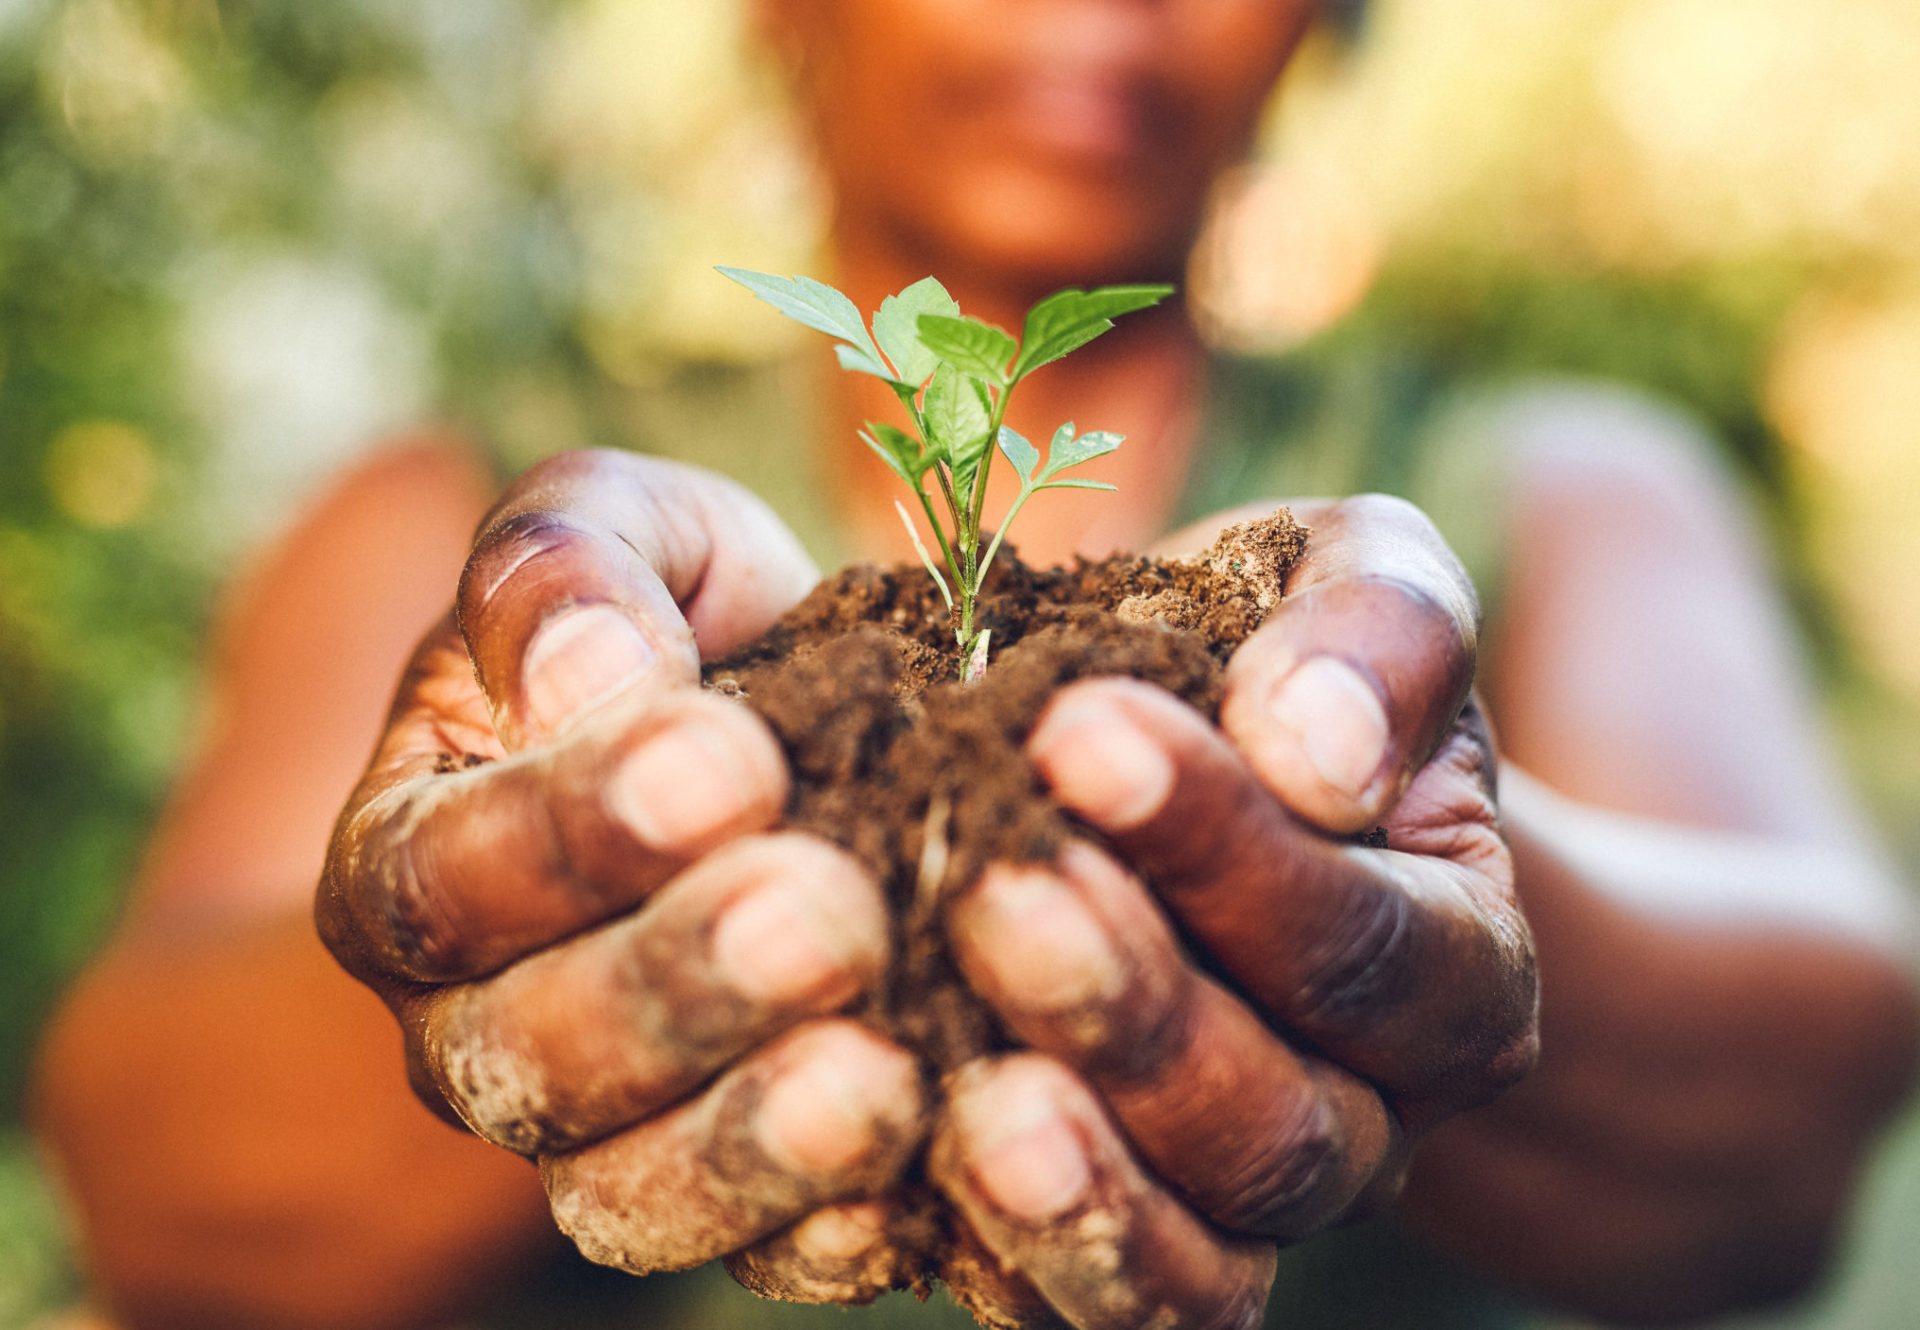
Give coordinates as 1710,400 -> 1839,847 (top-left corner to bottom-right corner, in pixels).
702,510 -> 1307,1325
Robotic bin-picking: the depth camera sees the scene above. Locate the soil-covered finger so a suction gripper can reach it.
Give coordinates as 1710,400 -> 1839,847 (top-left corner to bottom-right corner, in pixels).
463,451 -> 818,748
1221,494 -> 1478,834
415,834 -> 886,1154
724,1199 -> 926,1305
1032,680 -> 1535,1111
950,845 -> 1397,1239
930,1055 -> 1278,1330
319,688 -> 786,985
539,1021 -> 926,1276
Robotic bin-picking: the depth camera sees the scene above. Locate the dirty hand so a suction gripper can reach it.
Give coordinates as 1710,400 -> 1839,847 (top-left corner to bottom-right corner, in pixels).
317,449 -> 926,1277
908,495 -> 1540,1328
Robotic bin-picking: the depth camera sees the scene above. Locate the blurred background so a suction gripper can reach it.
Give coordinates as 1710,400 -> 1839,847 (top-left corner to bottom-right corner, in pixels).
2,0 -> 1918,1325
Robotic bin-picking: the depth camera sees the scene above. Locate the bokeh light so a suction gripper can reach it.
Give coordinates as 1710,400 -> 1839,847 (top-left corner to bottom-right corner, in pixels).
43,420 -> 158,528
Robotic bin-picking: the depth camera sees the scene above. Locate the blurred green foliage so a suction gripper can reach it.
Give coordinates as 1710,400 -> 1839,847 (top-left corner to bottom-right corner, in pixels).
0,0 -> 610,1128
1,0 -> 204,1119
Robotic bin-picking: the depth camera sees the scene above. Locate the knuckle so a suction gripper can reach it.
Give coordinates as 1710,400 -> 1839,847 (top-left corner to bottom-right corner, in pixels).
1210,1097 -> 1340,1238
370,805 -> 473,979
1293,880 -> 1417,1037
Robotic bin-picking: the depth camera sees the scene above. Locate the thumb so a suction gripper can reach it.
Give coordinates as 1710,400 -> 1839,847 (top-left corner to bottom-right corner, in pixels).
1221,494 -> 1479,834
458,450 -> 818,750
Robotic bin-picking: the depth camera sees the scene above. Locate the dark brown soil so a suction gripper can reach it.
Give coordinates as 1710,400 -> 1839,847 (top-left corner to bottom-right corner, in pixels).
702,510 -> 1307,1323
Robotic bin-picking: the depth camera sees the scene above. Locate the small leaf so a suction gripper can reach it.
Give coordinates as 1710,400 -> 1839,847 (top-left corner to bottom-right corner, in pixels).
1037,478 -> 1118,492
1042,427 -> 1123,479
873,276 -> 958,387
718,266 -> 886,368
926,365 -> 992,487
861,421 -> 929,482
996,425 -> 1039,485
860,429 -> 910,484
1013,284 -> 1174,381
835,342 -> 894,380
917,314 -> 1016,385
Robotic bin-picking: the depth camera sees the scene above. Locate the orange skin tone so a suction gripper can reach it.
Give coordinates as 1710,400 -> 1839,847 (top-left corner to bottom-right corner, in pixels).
33,2 -> 1920,1327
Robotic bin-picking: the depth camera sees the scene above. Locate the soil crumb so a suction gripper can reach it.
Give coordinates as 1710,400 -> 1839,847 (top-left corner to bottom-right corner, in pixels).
701,510 -> 1307,1322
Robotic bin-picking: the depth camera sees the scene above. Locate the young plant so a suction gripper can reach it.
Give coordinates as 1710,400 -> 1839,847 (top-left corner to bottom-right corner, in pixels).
720,267 -> 1171,679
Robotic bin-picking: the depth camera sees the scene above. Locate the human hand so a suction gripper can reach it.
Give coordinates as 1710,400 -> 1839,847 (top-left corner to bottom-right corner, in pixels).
898,495 -> 1539,1327
315,449 -> 930,1279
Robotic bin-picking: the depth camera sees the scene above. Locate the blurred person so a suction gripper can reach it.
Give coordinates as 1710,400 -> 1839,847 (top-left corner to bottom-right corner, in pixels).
29,1 -> 1920,1329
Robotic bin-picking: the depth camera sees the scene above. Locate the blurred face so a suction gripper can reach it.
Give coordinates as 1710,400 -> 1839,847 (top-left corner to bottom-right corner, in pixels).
768,0 -> 1318,291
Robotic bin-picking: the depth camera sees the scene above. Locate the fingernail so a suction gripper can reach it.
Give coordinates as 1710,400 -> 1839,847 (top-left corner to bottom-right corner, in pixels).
962,1080 -> 1090,1220
714,876 -> 874,1005
959,867 -> 1123,1012
757,1032 -> 906,1175
524,606 -> 656,735
610,723 -> 766,851
1266,657 -> 1388,800
1029,695 -> 1173,830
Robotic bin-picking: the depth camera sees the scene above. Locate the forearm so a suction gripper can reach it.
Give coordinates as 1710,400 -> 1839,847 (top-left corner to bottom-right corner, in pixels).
31,907 -> 551,1330
1401,768 -> 1920,1321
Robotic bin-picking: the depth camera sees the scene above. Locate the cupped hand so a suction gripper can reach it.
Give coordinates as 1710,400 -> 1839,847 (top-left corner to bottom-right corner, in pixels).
316,450 -> 928,1278
912,495 -> 1540,1328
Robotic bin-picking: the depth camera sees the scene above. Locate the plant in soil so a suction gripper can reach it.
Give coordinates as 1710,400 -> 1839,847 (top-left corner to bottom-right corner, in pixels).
708,270 -> 1309,1327
719,267 -> 1172,679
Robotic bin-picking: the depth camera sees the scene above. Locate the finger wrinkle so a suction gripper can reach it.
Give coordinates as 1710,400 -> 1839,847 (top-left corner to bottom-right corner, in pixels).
361,781 -> 471,976
1207,1092 -> 1340,1237
1081,964 -> 1194,1087
1291,870 -> 1418,1036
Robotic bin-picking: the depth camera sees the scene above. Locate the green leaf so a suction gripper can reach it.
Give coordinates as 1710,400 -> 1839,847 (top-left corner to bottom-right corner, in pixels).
917,314 -> 1016,385
926,365 -> 992,485
835,342 -> 894,380
1037,478 -> 1118,492
861,421 -> 930,483
1042,426 -> 1123,479
996,425 -> 1038,485
717,266 -> 886,369
1013,284 -> 1174,381
860,430 -> 910,484
872,276 -> 958,387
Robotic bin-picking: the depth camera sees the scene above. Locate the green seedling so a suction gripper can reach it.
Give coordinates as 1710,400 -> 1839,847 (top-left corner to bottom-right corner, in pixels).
719,266 -> 1171,679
